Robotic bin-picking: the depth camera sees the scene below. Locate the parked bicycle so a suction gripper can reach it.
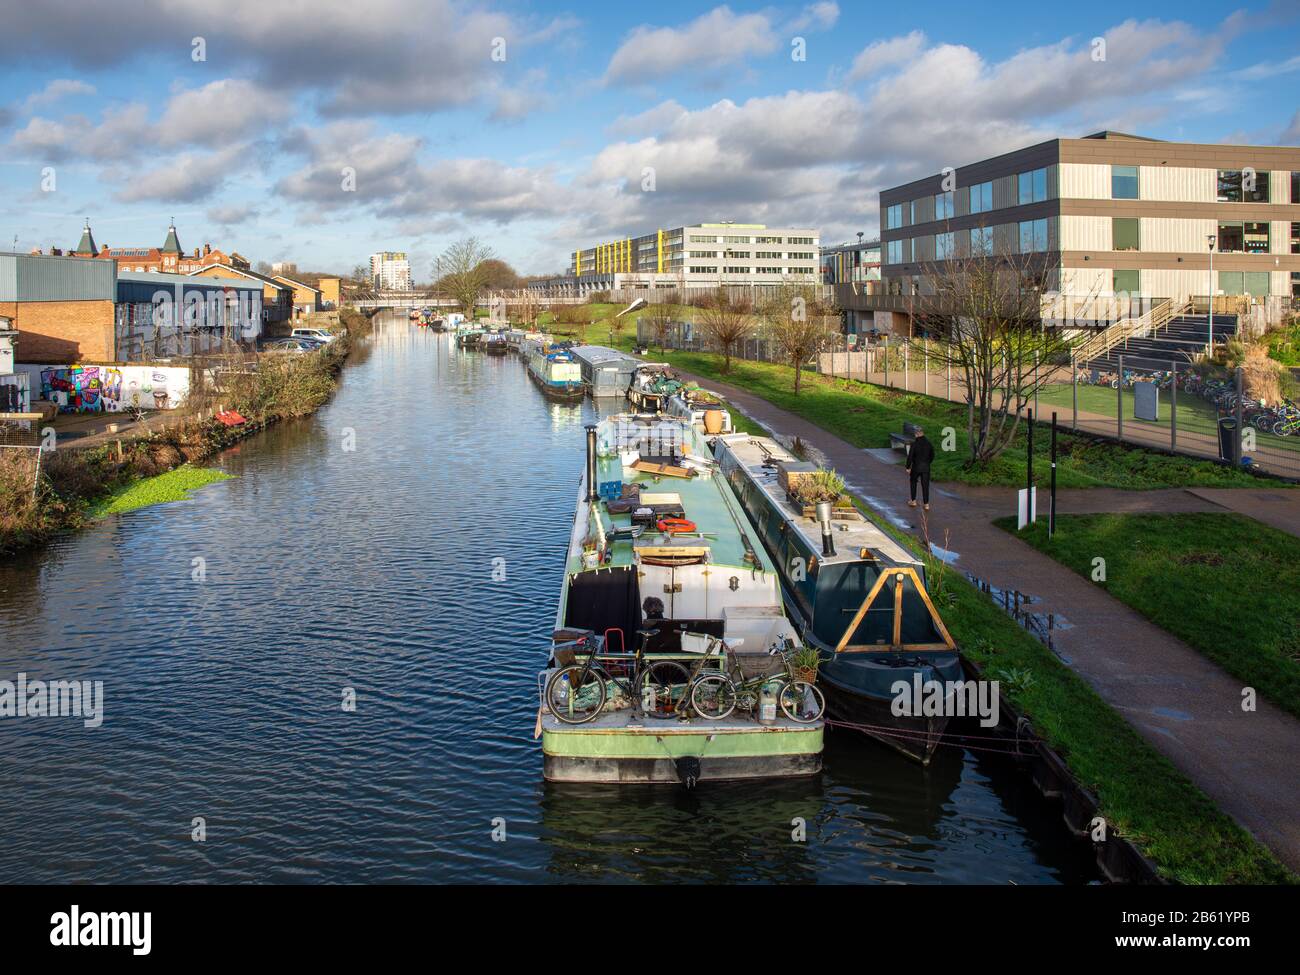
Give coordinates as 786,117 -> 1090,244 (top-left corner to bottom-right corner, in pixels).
544,629 -> 690,725
687,636 -> 825,724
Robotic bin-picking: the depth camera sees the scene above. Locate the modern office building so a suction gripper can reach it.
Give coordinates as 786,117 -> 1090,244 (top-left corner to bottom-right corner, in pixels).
841,132 -> 1300,333
370,251 -> 412,291
821,239 -> 881,335
528,223 -> 820,297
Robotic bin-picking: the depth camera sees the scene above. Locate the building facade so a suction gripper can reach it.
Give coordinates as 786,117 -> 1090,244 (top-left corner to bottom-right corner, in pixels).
845,132 -> 1300,333
370,251 -> 412,291
71,221 -> 249,275
189,264 -> 294,329
273,274 -> 323,316
821,239 -> 883,336
528,223 -> 821,298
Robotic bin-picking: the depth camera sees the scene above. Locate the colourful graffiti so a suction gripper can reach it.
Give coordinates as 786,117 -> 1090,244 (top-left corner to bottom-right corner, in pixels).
38,365 -> 182,414
41,366 -> 102,413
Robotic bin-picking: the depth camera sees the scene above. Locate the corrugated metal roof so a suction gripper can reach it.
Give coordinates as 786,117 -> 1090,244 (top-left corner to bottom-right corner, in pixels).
0,252 -> 116,302
118,270 -> 260,291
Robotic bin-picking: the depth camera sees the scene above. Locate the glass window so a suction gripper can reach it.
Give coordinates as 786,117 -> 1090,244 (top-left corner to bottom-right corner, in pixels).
1019,218 -> 1048,253
1218,271 -> 1243,295
1112,217 -> 1140,251
1291,222 -> 1299,255
1244,222 -> 1270,253
935,191 -> 954,221
1113,270 -> 1140,295
885,204 -> 902,230
1243,272 -> 1269,297
1112,165 -> 1139,199
1216,170 -> 1267,202
1217,222 -> 1244,252
967,181 -> 993,214
935,231 -> 955,260
1018,167 -> 1048,205
1292,172 -> 1300,204
969,226 -> 993,256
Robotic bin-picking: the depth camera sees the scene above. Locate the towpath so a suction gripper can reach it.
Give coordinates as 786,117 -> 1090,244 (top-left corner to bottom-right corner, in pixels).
682,368 -> 1300,872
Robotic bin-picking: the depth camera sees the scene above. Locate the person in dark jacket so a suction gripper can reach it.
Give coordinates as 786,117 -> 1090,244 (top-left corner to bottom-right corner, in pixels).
905,427 -> 934,510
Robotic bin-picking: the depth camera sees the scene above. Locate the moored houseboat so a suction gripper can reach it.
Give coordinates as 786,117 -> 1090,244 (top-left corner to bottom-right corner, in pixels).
714,433 -> 963,763
539,414 -> 825,784
665,384 -> 734,437
484,331 -> 509,355
526,344 -> 584,401
569,345 -> 642,398
456,328 -> 484,349
626,363 -> 677,411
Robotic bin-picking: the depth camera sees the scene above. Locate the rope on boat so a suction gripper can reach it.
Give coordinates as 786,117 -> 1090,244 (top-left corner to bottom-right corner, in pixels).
824,718 -> 1042,757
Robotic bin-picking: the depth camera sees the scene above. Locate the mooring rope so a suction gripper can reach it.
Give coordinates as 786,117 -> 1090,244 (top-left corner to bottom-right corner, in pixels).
824,718 -> 1041,756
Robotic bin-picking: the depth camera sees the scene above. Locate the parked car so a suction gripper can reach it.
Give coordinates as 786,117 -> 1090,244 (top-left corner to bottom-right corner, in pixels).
262,338 -> 321,354
291,327 -> 338,344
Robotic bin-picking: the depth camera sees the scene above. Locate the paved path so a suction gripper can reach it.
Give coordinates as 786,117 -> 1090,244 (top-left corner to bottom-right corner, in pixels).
694,370 -> 1300,871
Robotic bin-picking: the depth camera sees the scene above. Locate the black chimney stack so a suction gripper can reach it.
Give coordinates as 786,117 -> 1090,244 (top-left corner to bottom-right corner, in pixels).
585,425 -> 599,503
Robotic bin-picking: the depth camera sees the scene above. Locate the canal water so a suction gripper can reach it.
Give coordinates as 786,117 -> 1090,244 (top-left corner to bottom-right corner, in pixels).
0,313 -> 1096,883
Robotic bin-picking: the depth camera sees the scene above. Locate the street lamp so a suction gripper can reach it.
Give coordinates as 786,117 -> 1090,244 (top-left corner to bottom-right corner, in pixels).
1206,233 -> 1216,351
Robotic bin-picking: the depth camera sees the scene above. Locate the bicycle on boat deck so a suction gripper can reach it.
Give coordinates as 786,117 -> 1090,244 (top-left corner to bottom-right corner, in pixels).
686,636 -> 826,724
544,629 -> 691,725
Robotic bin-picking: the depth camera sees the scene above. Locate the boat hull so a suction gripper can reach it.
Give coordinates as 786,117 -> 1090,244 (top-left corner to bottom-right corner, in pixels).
527,366 -> 585,401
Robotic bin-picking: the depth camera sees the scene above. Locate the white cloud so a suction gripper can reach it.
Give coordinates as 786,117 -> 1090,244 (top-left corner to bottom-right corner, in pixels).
604,7 -> 778,84
115,144 -> 249,203
156,80 -> 292,146
790,2 -> 839,32
1233,54 -> 1300,81
847,31 -> 926,81
23,78 -> 96,111
207,203 -> 256,225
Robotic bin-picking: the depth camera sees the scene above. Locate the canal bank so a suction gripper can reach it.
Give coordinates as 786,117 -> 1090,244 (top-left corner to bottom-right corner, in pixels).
0,314 -> 1101,883
0,310 -> 372,554
661,362 -> 1295,883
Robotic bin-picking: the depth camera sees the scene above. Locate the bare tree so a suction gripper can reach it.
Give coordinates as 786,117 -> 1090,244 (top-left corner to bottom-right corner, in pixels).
434,238 -> 495,317
910,247 -> 1077,467
763,281 -> 837,394
643,301 -> 675,352
698,286 -> 753,373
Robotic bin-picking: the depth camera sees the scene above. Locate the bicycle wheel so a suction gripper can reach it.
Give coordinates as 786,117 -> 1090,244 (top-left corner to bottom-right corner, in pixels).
690,674 -> 737,720
636,661 -> 691,718
544,665 -> 606,724
779,681 -> 826,723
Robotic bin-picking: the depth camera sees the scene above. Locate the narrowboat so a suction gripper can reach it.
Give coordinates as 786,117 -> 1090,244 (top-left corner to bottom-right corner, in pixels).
539,414 -> 824,784
626,364 -> 676,411
526,344 -> 584,401
714,433 -> 963,763
456,328 -> 484,349
665,385 -> 733,437
484,332 -> 509,355
569,346 -> 642,398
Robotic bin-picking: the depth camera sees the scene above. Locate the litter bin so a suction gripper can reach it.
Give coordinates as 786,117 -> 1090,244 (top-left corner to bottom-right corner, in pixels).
1217,417 -> 1240,464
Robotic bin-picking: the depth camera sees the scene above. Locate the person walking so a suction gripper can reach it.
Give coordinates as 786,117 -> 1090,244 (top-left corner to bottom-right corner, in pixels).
905,426 -> 934,511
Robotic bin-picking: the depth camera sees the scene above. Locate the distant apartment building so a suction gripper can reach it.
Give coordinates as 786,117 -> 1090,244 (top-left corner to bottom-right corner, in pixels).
370,251 -> 412,291
527,223 -> 821,297
842,132 -> 1300,333
821,239 -> 881,335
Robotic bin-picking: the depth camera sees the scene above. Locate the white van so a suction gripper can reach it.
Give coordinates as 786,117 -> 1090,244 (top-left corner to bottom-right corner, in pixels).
291,327 -> 337,344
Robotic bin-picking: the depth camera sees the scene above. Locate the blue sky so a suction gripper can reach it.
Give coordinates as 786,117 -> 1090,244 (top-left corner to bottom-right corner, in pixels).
0,0 -> 1296,280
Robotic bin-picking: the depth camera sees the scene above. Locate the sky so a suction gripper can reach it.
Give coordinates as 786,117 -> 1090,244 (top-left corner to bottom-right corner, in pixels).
0,0 -> 1297,281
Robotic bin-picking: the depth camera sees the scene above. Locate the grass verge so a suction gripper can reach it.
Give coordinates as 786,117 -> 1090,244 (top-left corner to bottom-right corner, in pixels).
998,512 -> 1300,720
566,316 -> 1266,490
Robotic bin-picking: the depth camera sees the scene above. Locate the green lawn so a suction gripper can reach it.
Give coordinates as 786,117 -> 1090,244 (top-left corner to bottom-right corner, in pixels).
629,350 -> 1263,489
1001,512 -> 1300,721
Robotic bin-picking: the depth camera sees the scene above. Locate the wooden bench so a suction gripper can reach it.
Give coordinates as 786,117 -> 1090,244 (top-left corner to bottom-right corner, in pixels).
889,421 -> 922,452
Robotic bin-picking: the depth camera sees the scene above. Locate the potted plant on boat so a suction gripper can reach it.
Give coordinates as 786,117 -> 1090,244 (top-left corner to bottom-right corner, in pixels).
790,645 -> 821,684
788,468 -> 858,519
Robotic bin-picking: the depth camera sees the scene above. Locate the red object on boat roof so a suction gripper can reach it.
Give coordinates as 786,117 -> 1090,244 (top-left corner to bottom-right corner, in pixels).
216,409 -> 247,426
657,516 -> 696,534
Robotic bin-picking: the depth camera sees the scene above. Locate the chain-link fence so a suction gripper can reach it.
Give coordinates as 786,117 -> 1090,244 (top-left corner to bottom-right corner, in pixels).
818,338 -> 1300,480
634,318 -> 784,364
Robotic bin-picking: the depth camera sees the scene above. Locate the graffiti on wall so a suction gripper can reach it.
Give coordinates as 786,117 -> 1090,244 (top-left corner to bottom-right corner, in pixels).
37,365 -> 188,414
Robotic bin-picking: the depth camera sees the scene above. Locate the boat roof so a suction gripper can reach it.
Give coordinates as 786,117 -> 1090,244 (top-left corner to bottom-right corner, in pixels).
717,433 -> 920,568
570,414 -> 767,575
571,345 -> 640,367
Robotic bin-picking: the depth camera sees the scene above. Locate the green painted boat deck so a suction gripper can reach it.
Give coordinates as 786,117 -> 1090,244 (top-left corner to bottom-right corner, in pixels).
542,711 -> 822,758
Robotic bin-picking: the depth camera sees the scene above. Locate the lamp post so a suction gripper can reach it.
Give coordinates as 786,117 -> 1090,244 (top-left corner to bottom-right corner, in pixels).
1206,233 -> 1216,351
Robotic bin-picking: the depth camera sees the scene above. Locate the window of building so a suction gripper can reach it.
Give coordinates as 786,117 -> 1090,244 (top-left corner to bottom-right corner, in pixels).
886,238 -> 909,264
1292,223 -> 1300,255
756,251 -> 781,258
1111,165 -> 1139,200
1217,170 -> 1271,203
1293,172 -> 1300,204
1112,217 -> 1140,251
688,266 -> 717,274
1219,221 -> 1271,253
934,191 -> 955,221
724,266 -> 750,274
788,236 -> 815,245
1292,271 -> 1300,297
1219,271 -> 1270,297
1018,167 -> 1048,205
1113,269 -> 1140,295
969,226 -> 993,256
1019,218 -> 1048,253
935,231 -> 955,260
968,181 -> 993,214
724,236 -> 751,244
729,251 -> 751,258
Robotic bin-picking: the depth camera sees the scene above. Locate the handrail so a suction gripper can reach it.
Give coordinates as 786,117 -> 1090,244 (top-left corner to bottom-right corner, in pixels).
1075,298 -> 1192,363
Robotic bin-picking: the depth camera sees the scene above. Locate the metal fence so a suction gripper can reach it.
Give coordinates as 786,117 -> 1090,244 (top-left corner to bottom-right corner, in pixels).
634,318 -> 784,364
818,338 -> 1300,480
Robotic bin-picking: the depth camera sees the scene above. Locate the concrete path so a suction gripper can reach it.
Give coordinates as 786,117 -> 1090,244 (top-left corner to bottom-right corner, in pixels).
692,370 -> 1300,871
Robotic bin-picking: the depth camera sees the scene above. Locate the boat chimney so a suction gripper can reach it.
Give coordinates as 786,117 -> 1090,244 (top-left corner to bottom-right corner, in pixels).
816,501 -> 836,557
585,424 -> 599,504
